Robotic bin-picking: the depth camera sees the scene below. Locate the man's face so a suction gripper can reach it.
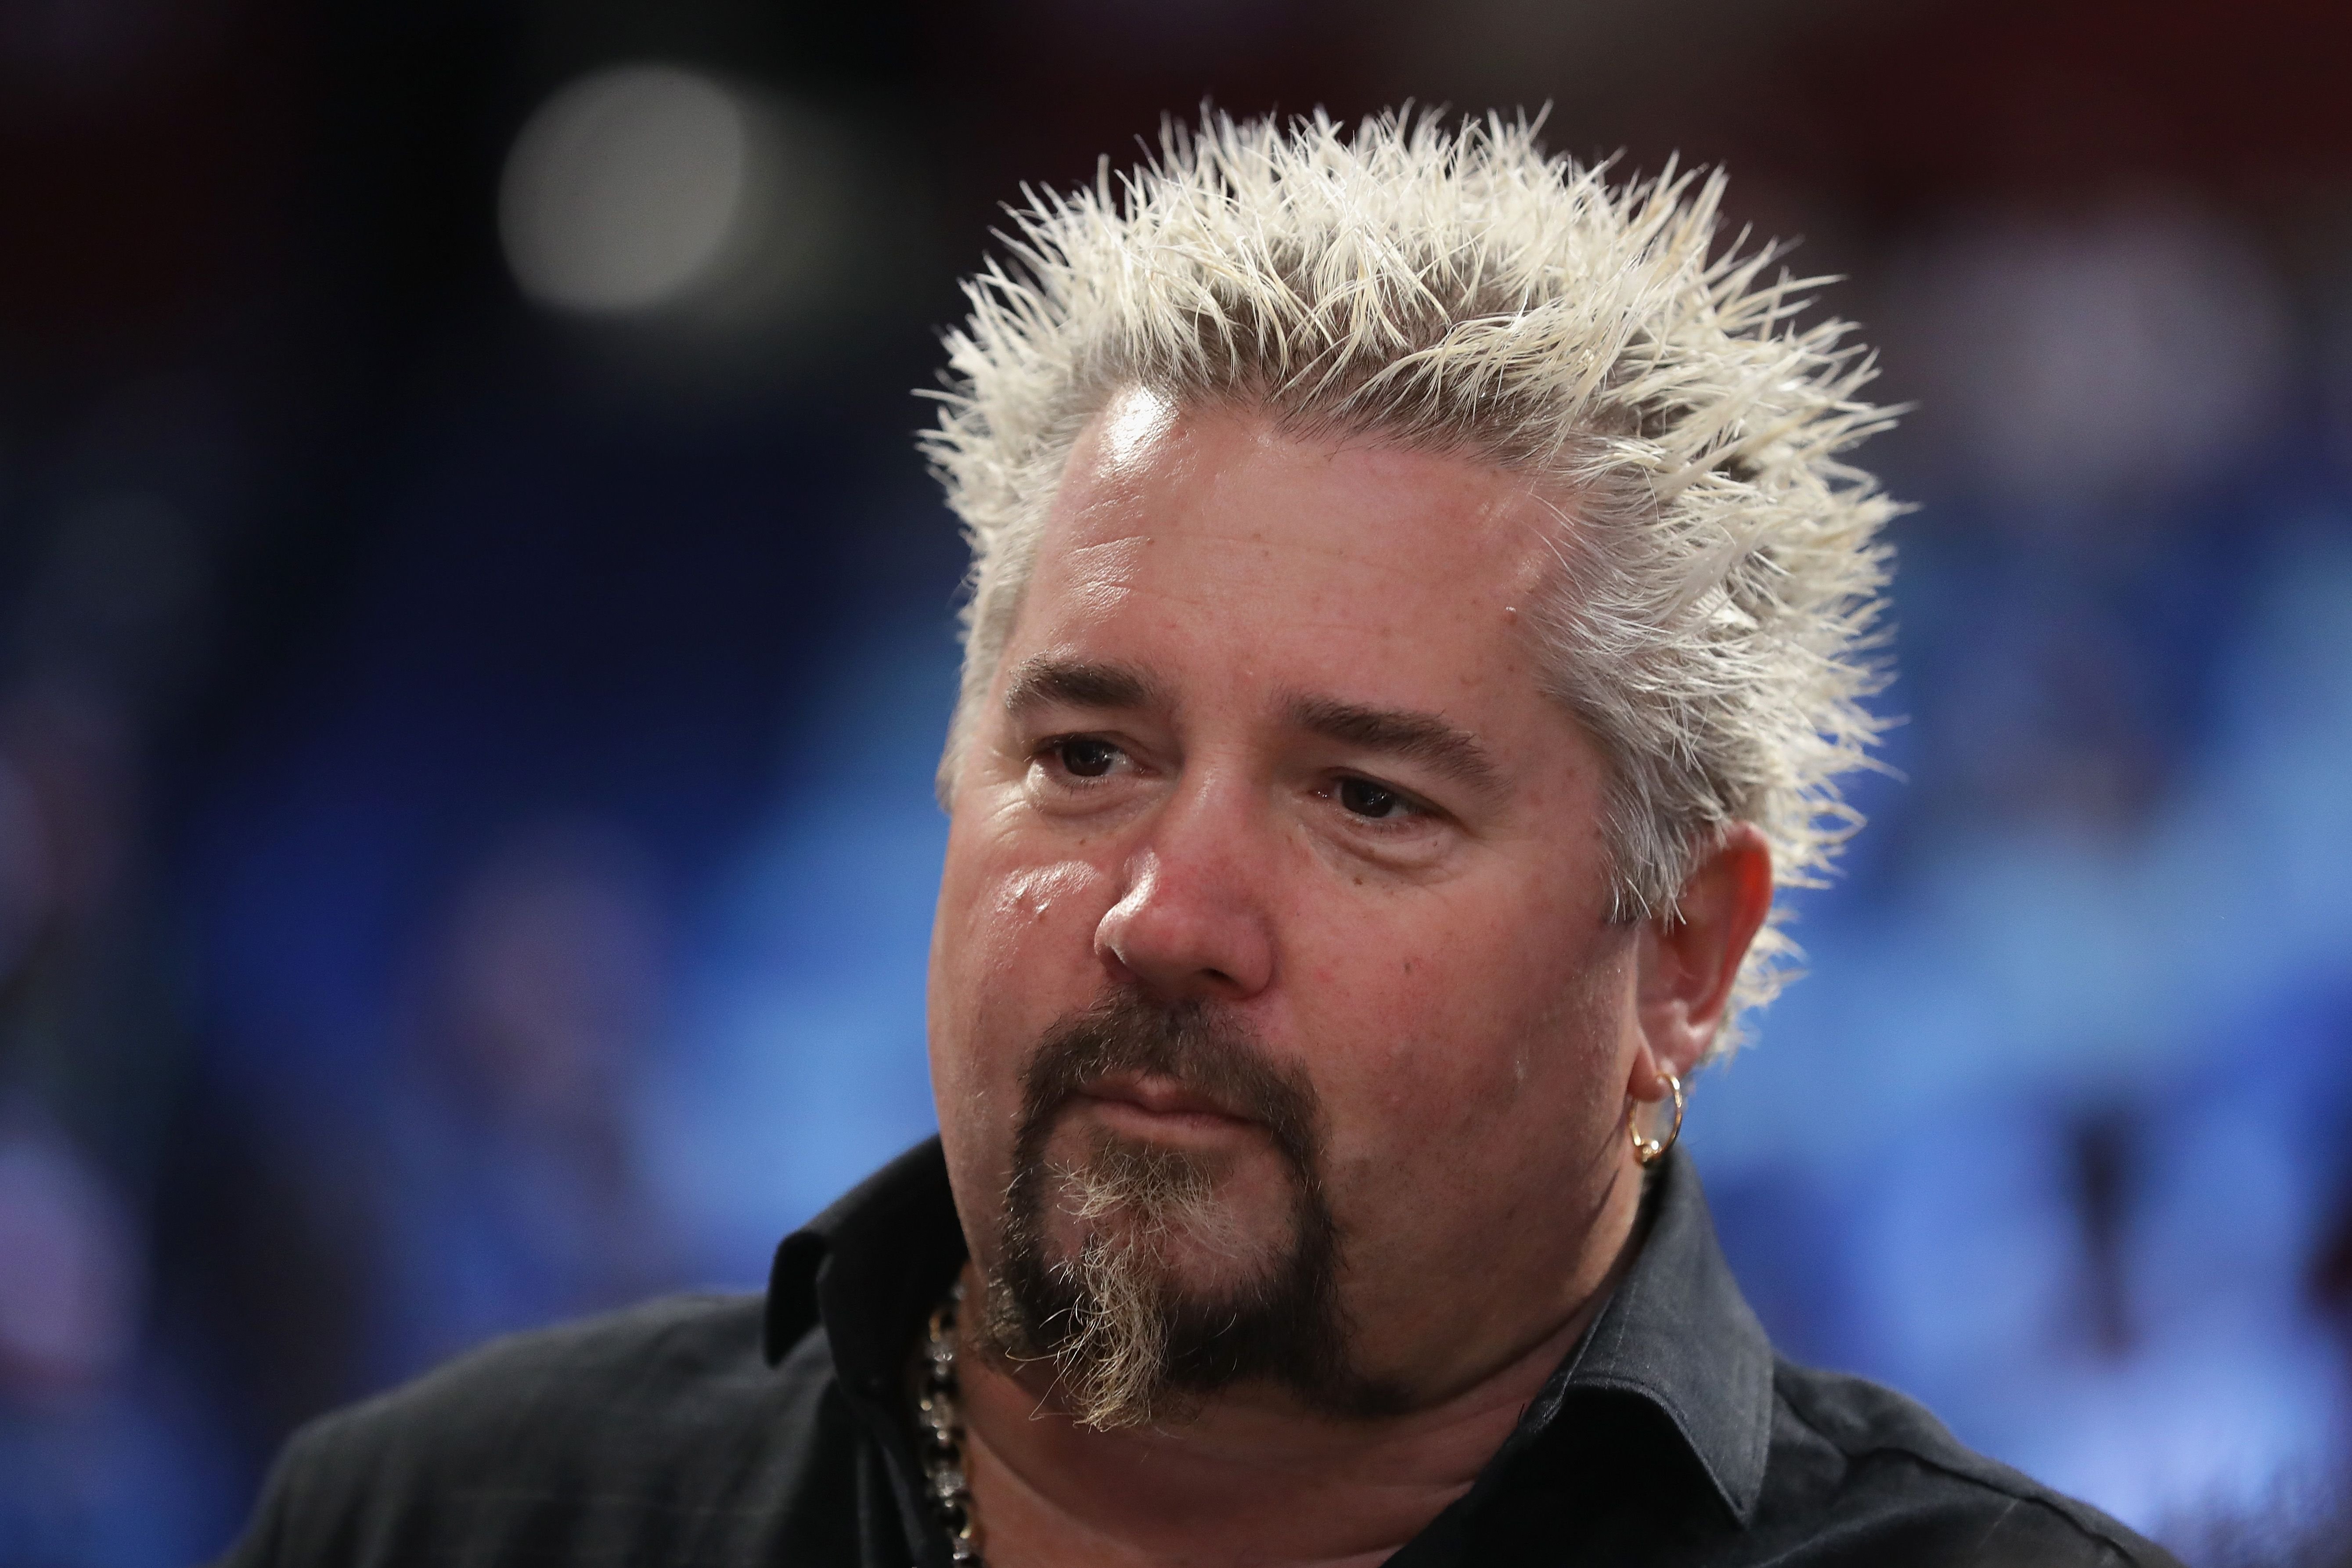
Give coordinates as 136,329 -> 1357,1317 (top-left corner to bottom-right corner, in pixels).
927,389 -> 1651,1420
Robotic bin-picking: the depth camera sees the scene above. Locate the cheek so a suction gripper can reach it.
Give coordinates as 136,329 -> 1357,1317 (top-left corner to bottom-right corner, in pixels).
928,830 -> 1114,1087
1304,882 -> 1628,1168
929,825 -> 1122,1236
1315,950 -> 1632,1284
978,854 -> 1111,984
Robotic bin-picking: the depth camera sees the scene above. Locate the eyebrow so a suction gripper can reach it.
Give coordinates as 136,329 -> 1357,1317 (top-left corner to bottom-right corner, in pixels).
1285,693 -> 1506,805
1001,656 -> 1167,718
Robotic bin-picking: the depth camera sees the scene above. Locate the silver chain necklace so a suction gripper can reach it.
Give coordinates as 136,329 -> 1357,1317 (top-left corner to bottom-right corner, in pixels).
916,1281 -> 986,1567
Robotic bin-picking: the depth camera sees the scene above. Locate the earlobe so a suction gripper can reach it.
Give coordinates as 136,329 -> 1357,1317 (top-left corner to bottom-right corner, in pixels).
1632,823 -> 1774,1086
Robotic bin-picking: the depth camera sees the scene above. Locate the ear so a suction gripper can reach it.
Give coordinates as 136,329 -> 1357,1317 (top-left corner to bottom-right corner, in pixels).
1629,823 -> 1774,1099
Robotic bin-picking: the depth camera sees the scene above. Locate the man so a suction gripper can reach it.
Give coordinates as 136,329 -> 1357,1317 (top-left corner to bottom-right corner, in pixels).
223,112 -> 2179,1567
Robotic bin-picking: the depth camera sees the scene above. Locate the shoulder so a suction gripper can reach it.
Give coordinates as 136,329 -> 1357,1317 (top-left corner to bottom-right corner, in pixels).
219,1293 -> 857,1567
1761,1358 -> 2184,1568
306,1291 -> 782,1465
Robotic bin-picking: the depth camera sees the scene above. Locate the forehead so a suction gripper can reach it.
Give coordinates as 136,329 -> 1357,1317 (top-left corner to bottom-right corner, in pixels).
1019,390 -> 1560,674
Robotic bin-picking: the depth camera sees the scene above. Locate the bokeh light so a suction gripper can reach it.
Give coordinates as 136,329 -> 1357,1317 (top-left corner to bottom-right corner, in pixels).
499,65 -> 763,315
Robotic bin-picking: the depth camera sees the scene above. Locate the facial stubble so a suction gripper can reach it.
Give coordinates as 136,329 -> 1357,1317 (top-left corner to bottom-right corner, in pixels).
979,992 -> 1406,1430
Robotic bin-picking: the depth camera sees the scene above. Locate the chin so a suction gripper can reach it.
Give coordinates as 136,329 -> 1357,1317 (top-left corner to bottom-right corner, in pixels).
984,1120 -> 1402,1429
1033,1131 -> 1293,1294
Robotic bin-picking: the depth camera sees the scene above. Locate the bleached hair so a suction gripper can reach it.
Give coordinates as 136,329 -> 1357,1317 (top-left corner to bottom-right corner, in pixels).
920,108 -> 1899,1057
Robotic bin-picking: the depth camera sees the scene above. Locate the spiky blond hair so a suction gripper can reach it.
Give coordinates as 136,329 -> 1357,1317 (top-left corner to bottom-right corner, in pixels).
921,109 -> 1899,1055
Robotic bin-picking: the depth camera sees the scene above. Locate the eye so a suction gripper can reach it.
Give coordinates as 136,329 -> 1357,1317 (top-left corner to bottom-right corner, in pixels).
1336,776 -> 1412,819
1052,736 -> 1121,778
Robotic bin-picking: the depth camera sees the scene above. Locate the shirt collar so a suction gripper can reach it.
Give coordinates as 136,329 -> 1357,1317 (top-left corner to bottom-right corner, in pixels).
765,1137 -> 1774,1526
1520,1146 -> 1777,1524
764,1137 -> 963,1371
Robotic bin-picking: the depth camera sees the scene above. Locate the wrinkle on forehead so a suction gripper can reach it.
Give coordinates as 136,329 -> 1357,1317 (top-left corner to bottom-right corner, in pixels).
1048,535 -> 1154,619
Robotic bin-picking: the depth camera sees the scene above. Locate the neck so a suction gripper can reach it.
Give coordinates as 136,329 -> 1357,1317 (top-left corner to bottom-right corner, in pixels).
952,1190 -> 1643,1568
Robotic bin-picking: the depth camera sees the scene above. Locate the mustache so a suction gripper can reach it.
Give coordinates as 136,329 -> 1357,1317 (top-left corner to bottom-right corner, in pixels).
1013,991 -> 1324,1179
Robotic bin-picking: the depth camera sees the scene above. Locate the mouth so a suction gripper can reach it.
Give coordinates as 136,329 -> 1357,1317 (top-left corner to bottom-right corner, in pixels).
1073,1073 -> 1260,1140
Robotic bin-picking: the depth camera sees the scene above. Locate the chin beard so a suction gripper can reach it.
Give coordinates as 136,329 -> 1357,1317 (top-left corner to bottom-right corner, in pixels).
977,991 -> 1405,1431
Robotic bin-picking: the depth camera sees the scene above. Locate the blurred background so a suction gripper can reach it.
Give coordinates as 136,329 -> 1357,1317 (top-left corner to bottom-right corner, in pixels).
1,0 -> 2349,1560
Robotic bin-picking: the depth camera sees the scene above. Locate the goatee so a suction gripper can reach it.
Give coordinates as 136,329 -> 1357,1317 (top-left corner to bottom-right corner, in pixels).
978,991 -> 1404,1429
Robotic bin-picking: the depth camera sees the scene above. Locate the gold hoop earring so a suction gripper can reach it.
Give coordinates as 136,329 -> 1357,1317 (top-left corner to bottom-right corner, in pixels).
1631,1070 -> 1684,1168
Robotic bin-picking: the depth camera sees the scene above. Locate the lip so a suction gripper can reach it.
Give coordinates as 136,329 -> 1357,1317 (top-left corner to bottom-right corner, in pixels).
1075,1073 -> 1256,1132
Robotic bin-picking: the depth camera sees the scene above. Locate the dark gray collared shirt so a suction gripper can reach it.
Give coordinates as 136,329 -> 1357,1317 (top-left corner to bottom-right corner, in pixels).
221,1140 -> 2182,1566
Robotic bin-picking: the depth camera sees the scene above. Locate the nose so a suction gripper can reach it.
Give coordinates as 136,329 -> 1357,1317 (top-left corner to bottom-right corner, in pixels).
1094,779 -> 1275,1003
